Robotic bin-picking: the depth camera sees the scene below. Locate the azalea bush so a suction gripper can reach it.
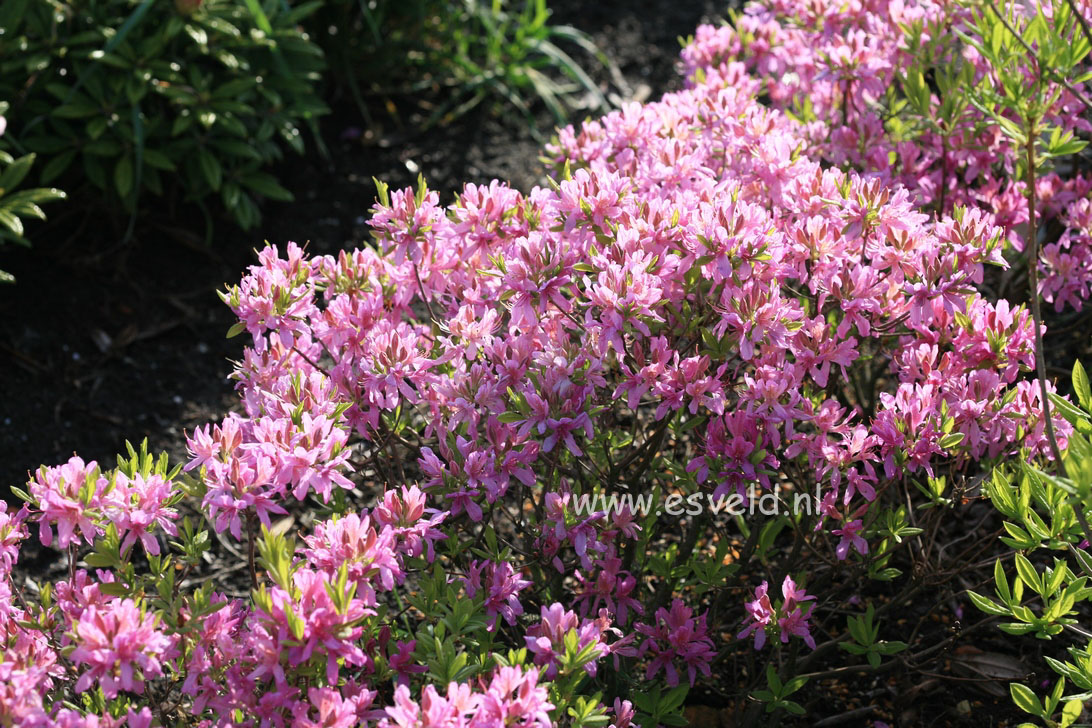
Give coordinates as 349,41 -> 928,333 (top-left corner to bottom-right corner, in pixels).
4,0 -> 1092,726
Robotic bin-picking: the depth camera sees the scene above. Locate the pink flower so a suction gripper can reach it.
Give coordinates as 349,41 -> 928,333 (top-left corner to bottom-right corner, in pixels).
303,512 -> 403,606
472,666 -> 554,728
388,640 -> 427,687
464,560 -> 531,630
636,599 -> 715,686
738,581 -> 774,650
833,519 -> 868,560
70,598 -> 175,698
0,501 -> 29,576
777,576 -> 816,649
373,485 -> 447,561
103,472 -> 179,555
524,603 -> 631,679
572,557 -> 644,626
27,457 -> 106,549
292,687 -> 362,728
609,699 -> 638,728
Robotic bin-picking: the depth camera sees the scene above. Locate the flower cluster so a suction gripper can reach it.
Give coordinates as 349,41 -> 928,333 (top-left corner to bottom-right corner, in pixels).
523,603 -> 635,679
635,599 -> 716,687
26,457 -> 178,556
70,599 -> 176,698
381,666 -> 553,728
679,0 -> 1092,311
738,576 -> 817,650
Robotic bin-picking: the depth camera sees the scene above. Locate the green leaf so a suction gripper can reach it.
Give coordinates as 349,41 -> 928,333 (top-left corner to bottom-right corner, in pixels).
142,149 -> 176,172
991,17 -> 1004,58
84,140 -> 123,157
86,117 -> 109,140
99,582 -> 129,597
1010,682 -> 1043,717
1015,554 -> 1043,596
995,558 -> 1012,603
12,188 -> 66,204
222,181 -> 241,211
242,0 -> 274,34
1002,521 -> 1038,549
239,173 -> 293,202
1061,699 -> 1082,727
197,148 -> 222,191
1048,392 -> 1091,431
83,551 -> 116,568
966,589 -> 1010,616
114,155 -> 134,199
213,78 -> 257,99
1074,361 -> 1091,412
939,432 -> 965,450
0,154 -> 37,192
0,210 -> 24,237
1071,546 -> 1092,581
766,664 -> 782,693
782,701 -> 806,716
53,103 -> 100,119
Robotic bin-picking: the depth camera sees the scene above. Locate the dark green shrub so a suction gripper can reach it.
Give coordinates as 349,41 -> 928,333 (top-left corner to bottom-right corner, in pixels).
0,0 -> 328,234
0,101 -> 66,283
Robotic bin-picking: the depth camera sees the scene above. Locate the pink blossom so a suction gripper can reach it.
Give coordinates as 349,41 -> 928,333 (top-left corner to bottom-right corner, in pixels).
636,599 -> 715,686
833,519 -> 869,560
27,457 -> 106,549
70,598 -> 175,698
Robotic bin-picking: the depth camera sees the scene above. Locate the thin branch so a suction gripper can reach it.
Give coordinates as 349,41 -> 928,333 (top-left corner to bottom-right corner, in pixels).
1024,121 -> 1070,476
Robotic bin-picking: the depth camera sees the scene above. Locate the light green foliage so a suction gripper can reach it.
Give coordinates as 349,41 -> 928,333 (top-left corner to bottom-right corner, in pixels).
954,10 -> 1092,723
838,604 -> 908,668
632,684 -> 690,727
955,0 -> 1090,170
970,361 -> 1092,727
753,665 -> 807,717
312,0 -> 613,138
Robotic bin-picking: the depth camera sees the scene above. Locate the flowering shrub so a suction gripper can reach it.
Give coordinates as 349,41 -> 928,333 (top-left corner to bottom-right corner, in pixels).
5,0 -> 1092,725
